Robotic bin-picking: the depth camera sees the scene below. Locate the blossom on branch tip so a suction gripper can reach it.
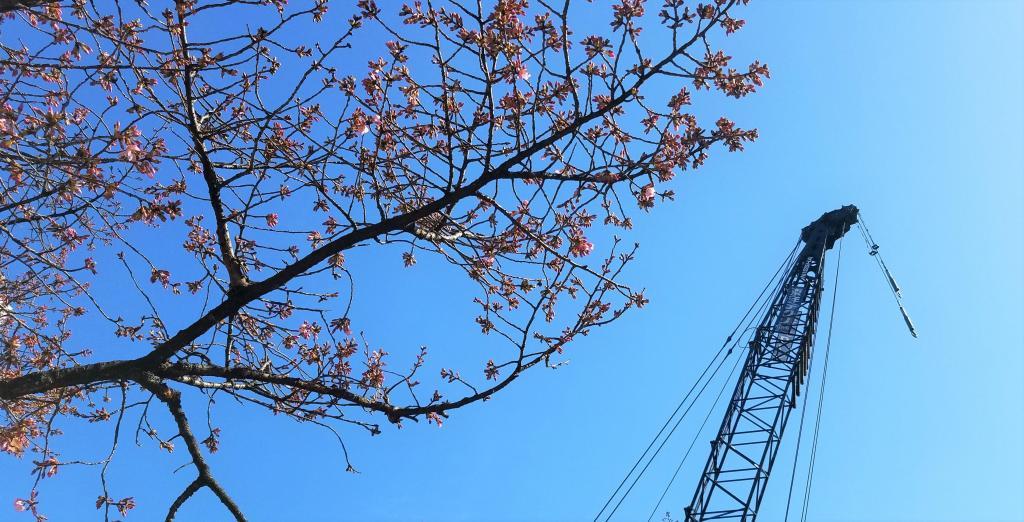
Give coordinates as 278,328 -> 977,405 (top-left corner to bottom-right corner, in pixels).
637,183 -> 657,209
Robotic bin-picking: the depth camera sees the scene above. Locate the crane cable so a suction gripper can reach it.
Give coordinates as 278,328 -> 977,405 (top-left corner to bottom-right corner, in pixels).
798,235 -> 842,522
591,335 -> 730,522
593,239 -> 801,522
856,215 -> 917,338
602,344 -> 738,521
641,241 -> 801,521
782,359 -> 812,522
780,235 -> 841,521
644,346 -> 745,522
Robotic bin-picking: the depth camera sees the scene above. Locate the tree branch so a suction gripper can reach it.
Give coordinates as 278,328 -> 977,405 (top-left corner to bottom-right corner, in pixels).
136,373 -> 246,522
0,0 -> 53,14
164,478 -> 203,522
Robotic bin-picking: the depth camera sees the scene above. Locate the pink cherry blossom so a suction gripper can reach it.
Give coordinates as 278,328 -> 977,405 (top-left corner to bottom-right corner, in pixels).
516,63 -> 530,81
638,183 -> 657,209
569,229 -> 594,257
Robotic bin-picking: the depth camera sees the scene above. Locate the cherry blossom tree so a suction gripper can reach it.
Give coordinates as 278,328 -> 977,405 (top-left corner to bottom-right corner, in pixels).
0,0 -> 766,519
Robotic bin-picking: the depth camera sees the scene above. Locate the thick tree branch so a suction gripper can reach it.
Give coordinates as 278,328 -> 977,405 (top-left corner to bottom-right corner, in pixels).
164,478 -> 203,522
175,9 -> 249,291
0,360 -> 141,399
0,0 -> 52,14
136,373 -> 246,522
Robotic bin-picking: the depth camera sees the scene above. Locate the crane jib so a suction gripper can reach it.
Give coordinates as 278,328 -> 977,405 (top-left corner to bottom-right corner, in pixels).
594,205 -> 914,522
684,205 -> 859,521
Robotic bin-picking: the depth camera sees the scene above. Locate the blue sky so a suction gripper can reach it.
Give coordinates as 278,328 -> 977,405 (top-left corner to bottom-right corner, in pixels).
3,1 -> 1023,521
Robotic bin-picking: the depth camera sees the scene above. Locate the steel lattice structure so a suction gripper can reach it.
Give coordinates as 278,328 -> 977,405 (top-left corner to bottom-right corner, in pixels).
684,205 -> 860,521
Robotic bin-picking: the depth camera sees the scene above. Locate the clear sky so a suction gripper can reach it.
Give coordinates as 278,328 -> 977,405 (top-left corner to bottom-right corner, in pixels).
3,1 -> 1023,521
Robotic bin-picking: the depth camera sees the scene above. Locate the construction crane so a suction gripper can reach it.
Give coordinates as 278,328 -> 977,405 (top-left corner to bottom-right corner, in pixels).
595,204 -> 915,522
684,204 -> 856,521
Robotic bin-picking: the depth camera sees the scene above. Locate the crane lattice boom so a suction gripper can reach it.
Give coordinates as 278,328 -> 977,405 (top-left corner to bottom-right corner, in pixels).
684,205 -> 859,521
